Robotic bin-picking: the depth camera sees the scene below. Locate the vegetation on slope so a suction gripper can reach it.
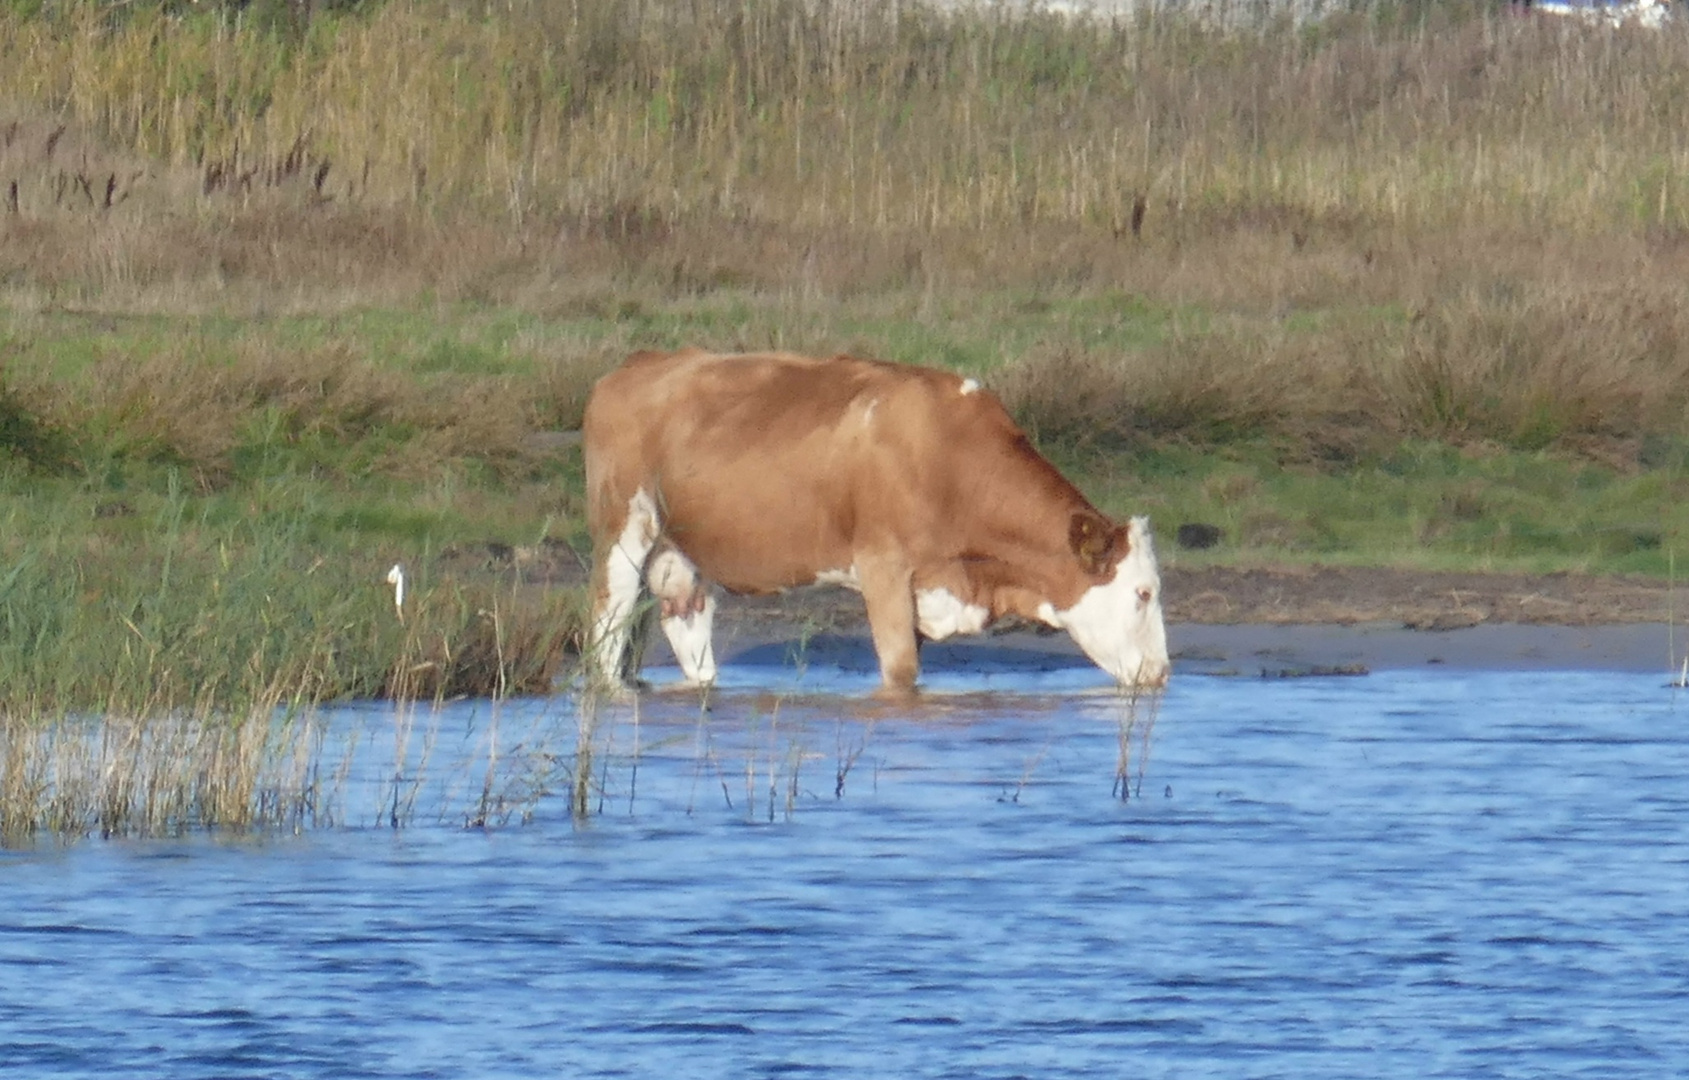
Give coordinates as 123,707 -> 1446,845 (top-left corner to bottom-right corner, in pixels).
1,0 -> 1687,726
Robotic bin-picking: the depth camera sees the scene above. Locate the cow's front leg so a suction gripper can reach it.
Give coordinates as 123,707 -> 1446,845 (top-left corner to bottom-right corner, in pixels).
857,553 -> 920,693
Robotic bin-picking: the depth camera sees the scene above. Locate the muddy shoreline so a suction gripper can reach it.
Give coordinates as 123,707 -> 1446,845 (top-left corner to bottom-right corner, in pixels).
677,565 -> 1689,677
467,547 -> 1689,675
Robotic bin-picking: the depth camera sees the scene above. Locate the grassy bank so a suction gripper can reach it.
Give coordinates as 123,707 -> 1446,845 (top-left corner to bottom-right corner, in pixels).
0,464 -> 584,840
0,3 -> 1685,711
6,291 -> 1683,582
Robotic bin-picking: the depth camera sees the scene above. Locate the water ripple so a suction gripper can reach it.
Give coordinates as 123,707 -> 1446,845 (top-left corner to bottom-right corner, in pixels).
2,670 -> 1687,1078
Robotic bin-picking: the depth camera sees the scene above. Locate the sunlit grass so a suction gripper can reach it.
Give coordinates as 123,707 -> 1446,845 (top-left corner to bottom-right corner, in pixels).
0,469 -> 589,707
8,287 -> 1689,579
1087,439 -> 1688,576
0,462 -> 592,841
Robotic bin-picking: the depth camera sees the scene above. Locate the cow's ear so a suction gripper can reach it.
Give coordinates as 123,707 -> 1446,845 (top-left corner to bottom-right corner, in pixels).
1069,513 -> 1120,576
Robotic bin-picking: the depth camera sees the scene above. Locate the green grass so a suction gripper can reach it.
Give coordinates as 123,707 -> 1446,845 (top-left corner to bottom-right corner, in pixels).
7,292 -> 1686,593
0,457 -> 587,718
1079,439 -> 1688,576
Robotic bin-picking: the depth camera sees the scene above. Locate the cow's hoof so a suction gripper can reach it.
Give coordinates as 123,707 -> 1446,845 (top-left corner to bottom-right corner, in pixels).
581,679 -> 642,704
652,680 -> 715,708
870,683 -> 921,703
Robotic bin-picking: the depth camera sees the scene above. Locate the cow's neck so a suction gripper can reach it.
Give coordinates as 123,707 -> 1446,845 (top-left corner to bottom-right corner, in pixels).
944,440 -> 1104,623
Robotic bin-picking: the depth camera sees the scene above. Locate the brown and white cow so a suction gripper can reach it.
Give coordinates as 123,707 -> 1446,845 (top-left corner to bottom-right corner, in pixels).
581,348 -> 1169,694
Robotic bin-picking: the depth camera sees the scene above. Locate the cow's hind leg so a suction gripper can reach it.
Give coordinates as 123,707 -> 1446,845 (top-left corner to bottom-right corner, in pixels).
857,552 -> 920,694
646,544 -> 718,686
588,489 -> 661,688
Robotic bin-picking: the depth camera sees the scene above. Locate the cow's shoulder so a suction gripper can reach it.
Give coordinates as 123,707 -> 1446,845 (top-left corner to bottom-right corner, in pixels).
809,354 -> 977,406
851,361 -> 1017,437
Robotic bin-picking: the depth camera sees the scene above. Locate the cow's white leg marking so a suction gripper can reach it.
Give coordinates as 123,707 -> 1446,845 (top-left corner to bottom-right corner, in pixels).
590,489 -> 660,685
660,595 -> 718,685
915,587 -> 990,641
647,546 -> 718,685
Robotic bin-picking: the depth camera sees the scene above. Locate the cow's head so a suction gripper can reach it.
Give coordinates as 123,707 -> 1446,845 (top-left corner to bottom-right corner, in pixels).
1046,514 -> 1170,690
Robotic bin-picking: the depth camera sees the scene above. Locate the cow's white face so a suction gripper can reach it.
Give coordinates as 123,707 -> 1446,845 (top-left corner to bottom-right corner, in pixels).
1043,516 -> 1169,690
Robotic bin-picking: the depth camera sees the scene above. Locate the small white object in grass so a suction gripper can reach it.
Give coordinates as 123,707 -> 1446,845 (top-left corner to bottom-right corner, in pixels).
386,564 -> 405,621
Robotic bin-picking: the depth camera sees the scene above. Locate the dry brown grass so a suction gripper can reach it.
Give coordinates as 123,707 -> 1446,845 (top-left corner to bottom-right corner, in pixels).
994,271 -> 1689,460
2,3 -> 1689,465
1378,284 -> 1689,451
2,4 -> 1687,285
995,331 -> 1344,447
18,5 -> 1674,234
3,337 -> 617,488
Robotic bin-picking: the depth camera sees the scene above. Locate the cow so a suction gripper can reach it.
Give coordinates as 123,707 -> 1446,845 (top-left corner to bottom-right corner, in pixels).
581,348 -> 1169,695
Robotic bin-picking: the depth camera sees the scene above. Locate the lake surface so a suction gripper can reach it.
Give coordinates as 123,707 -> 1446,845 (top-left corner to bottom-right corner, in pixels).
4,659 -> 1688,1079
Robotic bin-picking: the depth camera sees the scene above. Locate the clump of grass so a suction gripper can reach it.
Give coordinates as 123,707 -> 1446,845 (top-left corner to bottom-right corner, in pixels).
0,518 -> 591,842
1376,286 -> 1689,452
531,346 -> 624,432
0,485 -> 387,716
0,699 -> 328,844
0,488 -> 592,717
992,277 -> 1689,464
993,334 -> 1334,450
385,575 -> 589,702
0,464 -> 594,842
0,364 -> 70,471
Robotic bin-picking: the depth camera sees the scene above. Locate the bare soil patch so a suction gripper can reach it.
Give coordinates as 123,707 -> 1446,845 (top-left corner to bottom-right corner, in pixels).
450,543 -> 1685,673
462,541 -> 1683,634
689,564 -> 1686,637
1163,565 -> 1682,630
695,567 -> 1689,676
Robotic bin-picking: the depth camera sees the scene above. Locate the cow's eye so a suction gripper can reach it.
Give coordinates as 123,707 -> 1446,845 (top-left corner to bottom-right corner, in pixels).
1136,587 -> 1153,605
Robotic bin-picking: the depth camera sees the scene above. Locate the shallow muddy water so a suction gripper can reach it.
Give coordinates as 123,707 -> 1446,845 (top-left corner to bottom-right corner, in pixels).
4,658 -> 1688,1079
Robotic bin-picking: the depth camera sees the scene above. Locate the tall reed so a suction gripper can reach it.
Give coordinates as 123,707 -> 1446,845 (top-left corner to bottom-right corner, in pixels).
0,492 -> 589,842
0,698 -> 325,843
5,0 -> 1689,235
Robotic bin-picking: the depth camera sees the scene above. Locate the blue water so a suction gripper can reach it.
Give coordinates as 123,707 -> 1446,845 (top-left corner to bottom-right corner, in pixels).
4,664 -> 1688,1079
